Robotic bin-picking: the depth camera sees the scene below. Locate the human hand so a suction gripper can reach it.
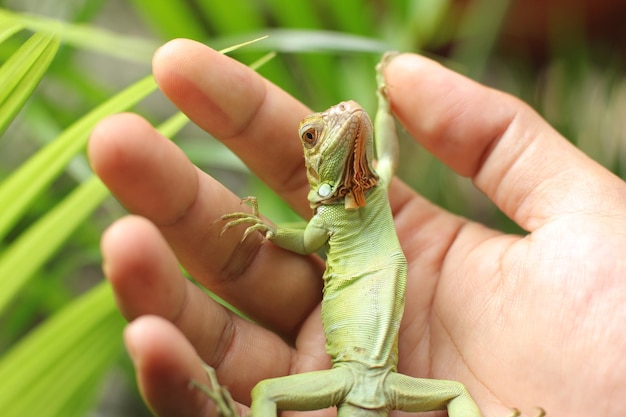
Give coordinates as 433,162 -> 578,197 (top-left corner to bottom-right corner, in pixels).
89,39 -> 626,417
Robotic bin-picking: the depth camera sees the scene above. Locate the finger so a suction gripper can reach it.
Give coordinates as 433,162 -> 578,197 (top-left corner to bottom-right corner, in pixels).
103,216 -> 298,402
152,38 -> 312,215
90,114 -> 324,336
124,315 -> 230,417
384,53 -> 626,231
124,315 -> 250,417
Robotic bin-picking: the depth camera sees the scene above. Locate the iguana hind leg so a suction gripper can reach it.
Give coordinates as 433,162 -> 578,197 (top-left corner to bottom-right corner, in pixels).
250,368 -> 352,417
385,372 -> 482,417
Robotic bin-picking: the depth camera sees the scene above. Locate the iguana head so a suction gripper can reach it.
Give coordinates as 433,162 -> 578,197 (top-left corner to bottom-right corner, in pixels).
298,100 -> 378,210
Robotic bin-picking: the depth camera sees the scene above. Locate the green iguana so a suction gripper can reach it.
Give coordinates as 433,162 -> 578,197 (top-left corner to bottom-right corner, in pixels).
213,54 -> 485,417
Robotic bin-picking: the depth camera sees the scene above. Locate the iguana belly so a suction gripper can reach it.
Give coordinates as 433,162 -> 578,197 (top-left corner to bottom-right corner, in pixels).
322,253 -> 406,368
318,186 -> 407,369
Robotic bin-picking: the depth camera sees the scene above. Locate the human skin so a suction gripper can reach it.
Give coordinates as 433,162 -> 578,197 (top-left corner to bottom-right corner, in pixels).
89,39 -> 626,417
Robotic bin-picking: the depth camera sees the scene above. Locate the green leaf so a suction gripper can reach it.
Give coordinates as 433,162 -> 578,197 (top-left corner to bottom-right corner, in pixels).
0,31 -> 60,137
0,108 -> 192,414
0,176 -> 108,312
0,75 -> 157,241
0,8 -> 159,63
0,107 -> 194,314
0,282 -> 125,417
0,10 -> 24,44
217,29 -> 389,53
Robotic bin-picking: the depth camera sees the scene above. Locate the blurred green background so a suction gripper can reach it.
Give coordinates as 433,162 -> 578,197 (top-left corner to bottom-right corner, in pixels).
0,0 -> 624,416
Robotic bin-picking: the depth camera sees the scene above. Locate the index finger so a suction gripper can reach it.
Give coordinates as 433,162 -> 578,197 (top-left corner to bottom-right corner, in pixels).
153,39 -> 313,217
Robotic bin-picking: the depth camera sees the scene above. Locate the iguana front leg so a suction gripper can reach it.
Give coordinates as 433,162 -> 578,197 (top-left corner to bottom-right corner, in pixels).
373,52 -> 400,189
219,197 -> 329,256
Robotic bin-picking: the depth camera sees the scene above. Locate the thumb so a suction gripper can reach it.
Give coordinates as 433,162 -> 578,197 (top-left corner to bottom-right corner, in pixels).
384,53 -> 626,232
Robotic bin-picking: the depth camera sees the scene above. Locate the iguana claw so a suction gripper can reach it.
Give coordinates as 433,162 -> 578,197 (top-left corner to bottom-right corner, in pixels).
240,196 -> 260,217
217,196 -> 275,242
507,407 -> 545,417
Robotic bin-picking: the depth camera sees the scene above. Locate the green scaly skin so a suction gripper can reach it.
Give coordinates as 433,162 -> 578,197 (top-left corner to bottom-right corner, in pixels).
219,54 -> 483,417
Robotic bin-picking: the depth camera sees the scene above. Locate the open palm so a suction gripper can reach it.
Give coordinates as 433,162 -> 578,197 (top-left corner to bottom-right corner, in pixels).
89,40 -> 626,417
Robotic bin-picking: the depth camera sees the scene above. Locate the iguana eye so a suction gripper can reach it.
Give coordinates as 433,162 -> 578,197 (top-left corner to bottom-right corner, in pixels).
301,128 -> 318,147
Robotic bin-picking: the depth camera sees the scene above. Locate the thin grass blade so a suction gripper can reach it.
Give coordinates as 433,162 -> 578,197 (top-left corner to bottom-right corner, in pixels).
0,31 -> 60,137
